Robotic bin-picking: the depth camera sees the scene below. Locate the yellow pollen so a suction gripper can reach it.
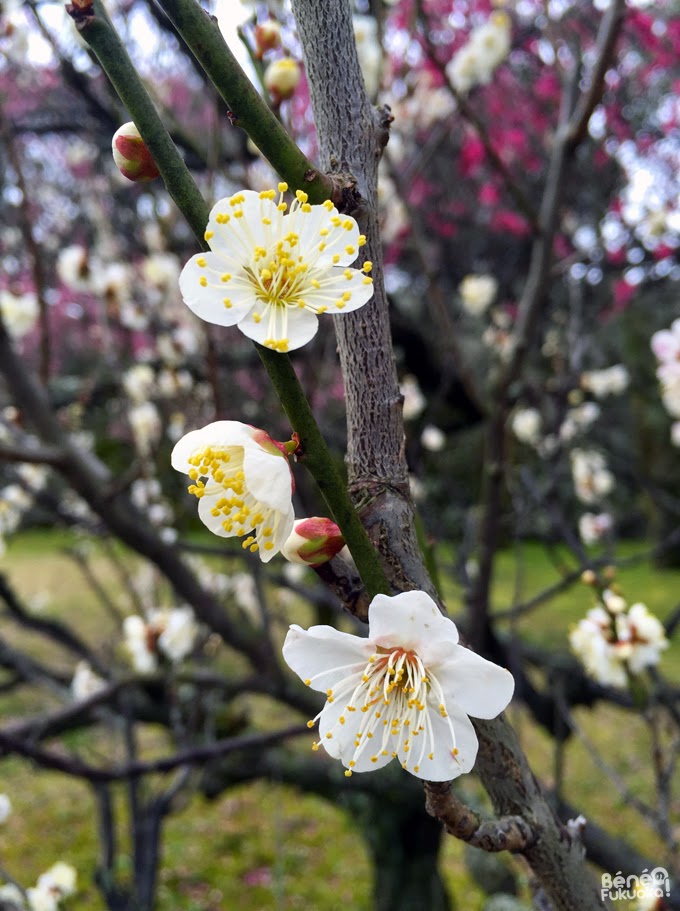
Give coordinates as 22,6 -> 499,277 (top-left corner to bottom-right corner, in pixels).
345,245 -> 356,255
342,291 -> 352,301
319,228 -> 329,237
278,181 -> 288,192
259,189 -> 276,200
332,254 -> 340,264
264,542 -> 274,550
221,273 -> 232,282
196,257 -> 207,268
223,299 -> 232,308
304,679 -> 311,686
323,200 -> 334,211
363,277 -> 373,285
262,217 -> 272,225
199,276 -> 207,287
343,219 -> 354,230
253,313 -> 261,323
204,230 -> 214,240
307,720 -> 315,728
278,202 -> 287,211
295,190 -> 308,203
312,742 -> 319,751
345,770 -> 353,777
362,261 -> 373,273
302,203 -> 311,213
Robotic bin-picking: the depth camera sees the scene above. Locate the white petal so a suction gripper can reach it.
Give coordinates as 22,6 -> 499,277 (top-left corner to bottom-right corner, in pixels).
242,445 -> 294,514
206,191 -> 277,259
369,591 -> 459,655
256,506 -> 295,563
431,646 -> 515,720
282,624 -> 373,693
170,421 -> 252,470
238,302 -> 319,351
179,254 -> 257,326
404,702 -> 478,781
304,268 -> 374,315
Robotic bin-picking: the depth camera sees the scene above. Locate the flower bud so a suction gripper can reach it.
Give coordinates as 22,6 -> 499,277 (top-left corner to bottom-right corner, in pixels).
255,20 -> 282,57
112,122 -> 160,182
264,58 -> 301,102
281,517 -> 345,568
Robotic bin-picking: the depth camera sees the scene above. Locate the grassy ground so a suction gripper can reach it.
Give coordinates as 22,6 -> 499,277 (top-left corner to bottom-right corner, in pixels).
0,531 -> 678,909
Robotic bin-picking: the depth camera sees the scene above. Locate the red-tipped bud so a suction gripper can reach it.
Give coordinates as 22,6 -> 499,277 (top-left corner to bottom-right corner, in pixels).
281,517 -> 345,568
112,122 -> 160,182
263,58 -> 301,102
255,20 -> 282,58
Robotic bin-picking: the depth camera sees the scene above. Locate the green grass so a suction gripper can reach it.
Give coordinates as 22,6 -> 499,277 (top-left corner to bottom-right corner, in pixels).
1,531 -> 678,910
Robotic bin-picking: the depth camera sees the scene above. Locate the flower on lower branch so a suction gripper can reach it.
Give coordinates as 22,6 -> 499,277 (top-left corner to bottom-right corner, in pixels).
179,185 -> 374,352
282,590 -> 514,780
171,421 -> 295,562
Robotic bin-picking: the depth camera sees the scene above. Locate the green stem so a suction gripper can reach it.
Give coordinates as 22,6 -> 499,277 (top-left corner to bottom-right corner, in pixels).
71,0 -> 389,600
258,346 -> 389,598
76,0 -> 210,242
156,0 -> 333,203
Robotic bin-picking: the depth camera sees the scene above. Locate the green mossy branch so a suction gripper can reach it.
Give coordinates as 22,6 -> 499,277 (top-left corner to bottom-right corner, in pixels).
72,0 -> 389,600
156,0 -> 333,204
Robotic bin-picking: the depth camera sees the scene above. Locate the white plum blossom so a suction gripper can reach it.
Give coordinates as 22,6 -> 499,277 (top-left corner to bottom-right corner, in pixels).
128,401 -> 161,457
179,187 -> 374,353
152,606 -> 200,663
123,615 -> 158,673
511,408 -> 542,446
171,420 -> 295,561
578,512 -> 613,545
570,598 -> 668,688
71,661 -> 107,701
421,425 -> 446,452
458,273 -> 497,316
581,365 -> 629,399
0,883 -> 24,907
0,290 -> 38,339
26,888 -> 58,911
445,12 -> 512,93
283,590 -> 514,780
35,862 -> 77,900
0,793 -> 11,823
559,402 -> 600,442
400,375 -> 426,421
570,449 -> 614,505
353,14 -> 381,96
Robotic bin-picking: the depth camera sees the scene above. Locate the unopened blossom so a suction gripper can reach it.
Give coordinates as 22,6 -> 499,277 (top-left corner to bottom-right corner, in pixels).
263,58 -> 301,101
0,290 -> 38,339
511,407 -> 541,446
112,122 -> 160,182
282,517 -> 345,568
171,420 -> 295,561
578,512 -> 613,545
36,862 -> 77,899
570,449 -> 614,505
0,793 -> 11,823
254,19 -> 281,57
458,273 -> 497,316
581,365 -> 629,399
283,590 -> 514,780
71,661 -> 107,701
179,186 -> 374,353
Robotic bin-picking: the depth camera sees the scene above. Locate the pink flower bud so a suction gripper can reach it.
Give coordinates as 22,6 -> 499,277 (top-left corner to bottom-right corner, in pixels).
264,58 -> 301,102
282,517 -> 345,568
255,20 -> 282,58
112,122 -> 160,182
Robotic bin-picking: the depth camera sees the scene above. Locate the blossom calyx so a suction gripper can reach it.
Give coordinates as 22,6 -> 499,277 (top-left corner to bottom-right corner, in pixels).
112,122 -> 160,182
282,517 -> 345,568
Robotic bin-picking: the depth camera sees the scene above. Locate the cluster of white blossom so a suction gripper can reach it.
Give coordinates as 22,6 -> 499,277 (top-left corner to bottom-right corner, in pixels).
123,606 -> 200,673
651,319 -> 680,447
580,365 -> 629,399
570,589 -> 668,688
445,12 -> 512,94
0,464 -> 49,556
511,407 -> 542,447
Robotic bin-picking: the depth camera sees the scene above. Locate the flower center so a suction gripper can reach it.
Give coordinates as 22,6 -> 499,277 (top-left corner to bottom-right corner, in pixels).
185,444 -> 278,553
308,646 -> 460,777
